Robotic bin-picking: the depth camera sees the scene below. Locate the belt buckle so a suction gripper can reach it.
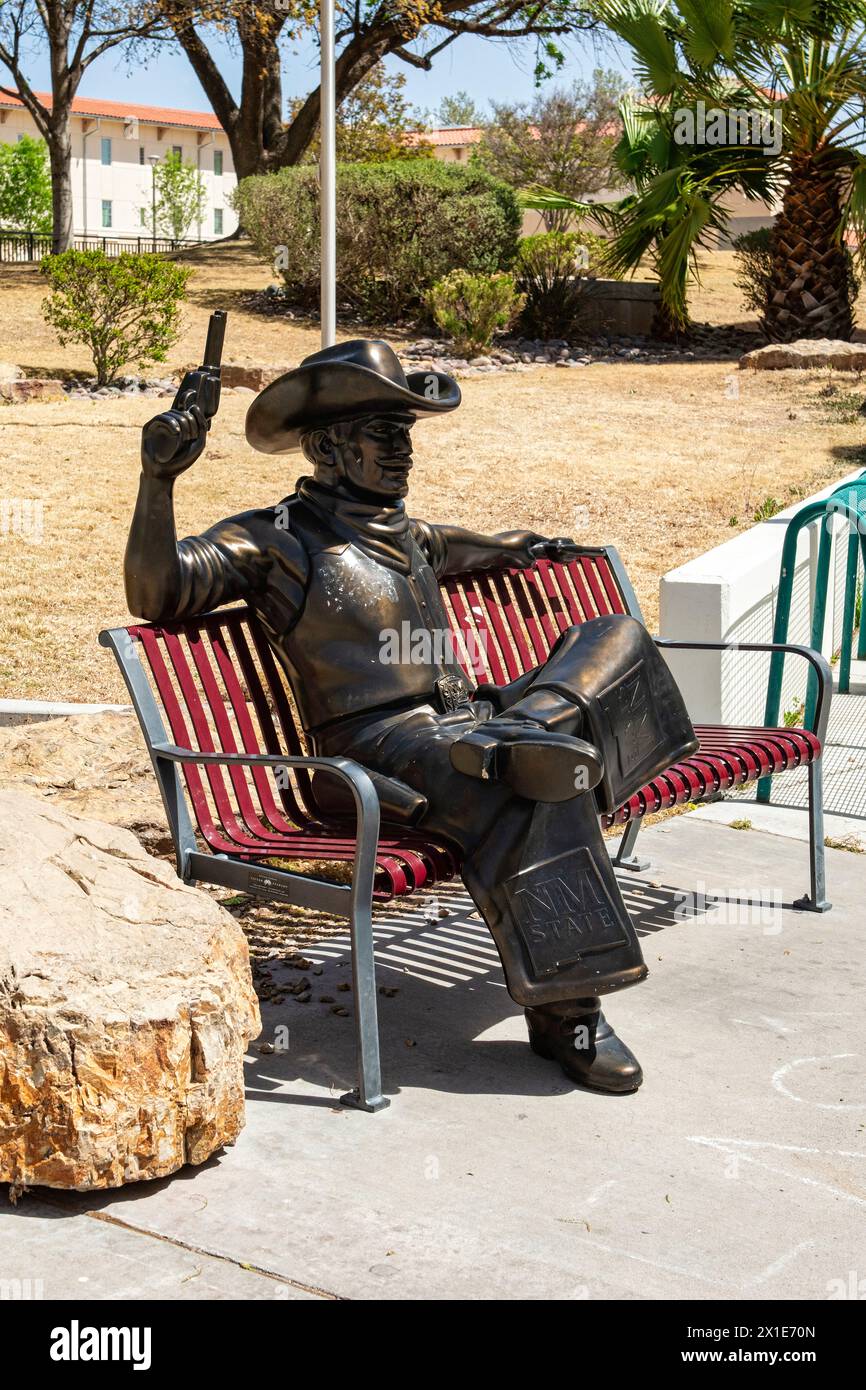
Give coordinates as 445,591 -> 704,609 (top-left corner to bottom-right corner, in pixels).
435,674 -> 467,714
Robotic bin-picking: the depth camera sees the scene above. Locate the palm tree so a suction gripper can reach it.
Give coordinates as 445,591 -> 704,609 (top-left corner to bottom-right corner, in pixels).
527,90 -> 779,336
585,0 -> 866,342
733,1 -> 866,339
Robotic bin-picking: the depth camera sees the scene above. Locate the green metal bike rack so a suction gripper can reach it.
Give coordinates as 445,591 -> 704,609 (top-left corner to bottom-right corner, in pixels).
759,480 -> 866,803
806,480 -> 866,714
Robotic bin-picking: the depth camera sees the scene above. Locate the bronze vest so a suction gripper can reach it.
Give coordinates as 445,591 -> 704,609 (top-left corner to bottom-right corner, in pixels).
259,508 -> 472,732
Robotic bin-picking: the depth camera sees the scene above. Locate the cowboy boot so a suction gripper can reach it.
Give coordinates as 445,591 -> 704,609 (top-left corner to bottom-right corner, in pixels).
449,718 -> 603,802
525,996 -> 643,1094
450,683 -> 604,803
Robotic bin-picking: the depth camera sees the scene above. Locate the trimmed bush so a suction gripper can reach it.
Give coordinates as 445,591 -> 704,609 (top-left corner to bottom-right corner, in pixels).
427,270 -> 525,356
234,159 -> 522,321
41,250 -> 190,385
515,230 -> 605,339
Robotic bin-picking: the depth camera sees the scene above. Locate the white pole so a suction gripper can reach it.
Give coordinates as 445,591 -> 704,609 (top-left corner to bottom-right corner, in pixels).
320,0 -> 336,348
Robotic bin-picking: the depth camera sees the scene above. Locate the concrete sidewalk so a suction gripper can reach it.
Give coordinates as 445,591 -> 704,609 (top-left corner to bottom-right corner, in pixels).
2,817 -> 864,1302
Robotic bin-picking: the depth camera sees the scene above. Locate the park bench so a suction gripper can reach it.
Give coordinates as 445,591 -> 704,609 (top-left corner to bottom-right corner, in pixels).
99,545 -> 832,1113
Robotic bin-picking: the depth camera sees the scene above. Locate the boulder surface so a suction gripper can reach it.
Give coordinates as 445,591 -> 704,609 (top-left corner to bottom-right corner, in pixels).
0,792 -> 260,1191
739,339 -> 866,371
0,712 -> 169,856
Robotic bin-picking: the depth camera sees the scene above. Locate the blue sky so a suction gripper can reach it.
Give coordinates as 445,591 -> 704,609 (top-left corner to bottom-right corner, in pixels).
14,22 -> 632,120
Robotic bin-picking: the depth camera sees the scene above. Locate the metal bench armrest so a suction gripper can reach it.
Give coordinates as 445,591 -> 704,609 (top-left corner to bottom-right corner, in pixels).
151,743 -> 381,915
652,639 -> 833,744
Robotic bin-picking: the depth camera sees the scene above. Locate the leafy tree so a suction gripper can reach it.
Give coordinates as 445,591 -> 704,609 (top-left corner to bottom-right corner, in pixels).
476,69 -> 630,229
0,1 -> 162,252
585,0 -> 866,341
144,151 -> 207,240
0,134 -> 52,233
291,65 -> 430,164
41,250 -> 190,384
157,1 -> 598,180
436,91 -> 485,126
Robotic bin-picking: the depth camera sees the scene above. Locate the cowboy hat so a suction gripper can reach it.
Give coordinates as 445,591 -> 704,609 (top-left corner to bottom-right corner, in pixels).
245,338 -> 461,454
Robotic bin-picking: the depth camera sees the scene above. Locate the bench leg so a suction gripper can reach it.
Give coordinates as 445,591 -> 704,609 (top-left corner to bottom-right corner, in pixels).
795,759 -> 831,913
340,895 -> 390,1112
611,818 -> 650,872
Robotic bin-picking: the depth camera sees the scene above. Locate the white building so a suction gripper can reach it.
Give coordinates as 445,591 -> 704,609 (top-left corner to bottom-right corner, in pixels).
0,91 -> 237,241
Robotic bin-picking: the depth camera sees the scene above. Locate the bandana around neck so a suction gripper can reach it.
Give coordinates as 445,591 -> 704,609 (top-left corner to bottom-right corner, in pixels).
296,475 -> 414,573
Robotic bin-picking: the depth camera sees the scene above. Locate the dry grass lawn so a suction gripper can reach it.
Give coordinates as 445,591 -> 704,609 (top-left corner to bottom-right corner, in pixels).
1,244 -> 864,702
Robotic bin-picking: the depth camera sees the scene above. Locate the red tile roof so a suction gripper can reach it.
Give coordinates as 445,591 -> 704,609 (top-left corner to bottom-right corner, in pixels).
0,91 -> 223,131
405,126 -> 484,147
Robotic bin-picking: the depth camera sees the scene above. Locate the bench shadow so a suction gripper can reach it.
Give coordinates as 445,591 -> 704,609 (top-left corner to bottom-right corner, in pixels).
240,871 -> 791,1108
0,871 -> 797,1219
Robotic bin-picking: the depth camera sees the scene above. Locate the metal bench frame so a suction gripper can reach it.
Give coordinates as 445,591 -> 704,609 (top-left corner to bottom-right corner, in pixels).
99,544 -> 832,1113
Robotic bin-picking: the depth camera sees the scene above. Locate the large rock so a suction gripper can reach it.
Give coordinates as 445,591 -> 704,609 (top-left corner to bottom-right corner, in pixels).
0,712 -> 169,856
0,378 -> 65,402
220,363 -> 284,391
0,793 -> 260,1191
739,339 -> 866,371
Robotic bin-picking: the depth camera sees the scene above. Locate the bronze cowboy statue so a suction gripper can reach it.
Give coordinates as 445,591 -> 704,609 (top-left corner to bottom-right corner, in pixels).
126,335 -> 698,1095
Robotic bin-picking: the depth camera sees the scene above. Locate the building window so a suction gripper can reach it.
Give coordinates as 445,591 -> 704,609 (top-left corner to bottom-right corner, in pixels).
172,144 -> 183,161
101,137 -> 112,166
214,208 -> 223,235
102,200 -> 112,228
139,146 -> 145,165
213,149 -> 223,177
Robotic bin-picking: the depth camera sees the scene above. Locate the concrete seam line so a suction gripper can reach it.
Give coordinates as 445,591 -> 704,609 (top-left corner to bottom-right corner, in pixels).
79,1209 -> 343,1300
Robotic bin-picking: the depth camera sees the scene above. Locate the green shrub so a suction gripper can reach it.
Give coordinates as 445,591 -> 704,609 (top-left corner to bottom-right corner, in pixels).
41,250 -> 190,385
515,230 -> 608,338
427,269 -> 525,356
234,159 -> 521,321
733,227 -> 773,317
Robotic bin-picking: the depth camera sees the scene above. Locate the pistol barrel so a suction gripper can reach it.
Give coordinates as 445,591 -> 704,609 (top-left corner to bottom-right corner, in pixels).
202,310 -> 227,371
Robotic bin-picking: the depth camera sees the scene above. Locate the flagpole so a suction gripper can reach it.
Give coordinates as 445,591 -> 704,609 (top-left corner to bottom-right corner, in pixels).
320,0 -> 336,348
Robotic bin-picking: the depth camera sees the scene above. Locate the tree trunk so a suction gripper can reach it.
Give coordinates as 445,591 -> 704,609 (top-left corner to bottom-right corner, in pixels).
48,118 -> 74,254
763,152 -> 853,342
169,10 -> 406,183
650,299 -> 688,340
272,40 -> 388,172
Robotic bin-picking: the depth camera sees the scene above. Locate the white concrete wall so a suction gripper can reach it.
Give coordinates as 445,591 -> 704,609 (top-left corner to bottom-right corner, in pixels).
659,470 -> 862,725
0,108 -> 237,241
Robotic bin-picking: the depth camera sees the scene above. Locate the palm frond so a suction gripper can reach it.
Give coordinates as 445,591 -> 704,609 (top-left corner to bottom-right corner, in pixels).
842,151 -> 866,253
591,0 -> 683,94
520,188 -> 600,221
673,0 -> 737,68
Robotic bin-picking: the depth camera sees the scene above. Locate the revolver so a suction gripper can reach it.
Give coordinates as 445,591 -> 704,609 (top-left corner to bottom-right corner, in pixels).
180,308 -> 227,422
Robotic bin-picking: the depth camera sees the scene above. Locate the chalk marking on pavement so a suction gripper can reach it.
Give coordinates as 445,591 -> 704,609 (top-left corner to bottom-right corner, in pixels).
771,1053 -> 866,1111
688,1136 -> 866,1209
747,1240 -> 815,1288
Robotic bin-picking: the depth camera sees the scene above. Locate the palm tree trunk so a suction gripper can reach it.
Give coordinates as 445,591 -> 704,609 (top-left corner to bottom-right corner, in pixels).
764,152 -> 853,342
651,299 -> 688,340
